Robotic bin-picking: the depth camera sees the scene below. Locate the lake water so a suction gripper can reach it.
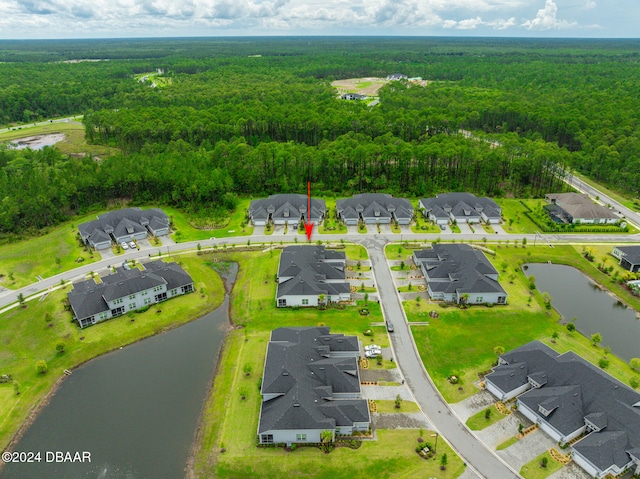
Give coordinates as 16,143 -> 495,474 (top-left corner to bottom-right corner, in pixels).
0,263 -> 236,479
525,263 -> 640,362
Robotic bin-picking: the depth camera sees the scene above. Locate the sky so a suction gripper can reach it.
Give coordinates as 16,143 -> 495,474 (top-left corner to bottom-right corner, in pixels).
0,0 -> 637,39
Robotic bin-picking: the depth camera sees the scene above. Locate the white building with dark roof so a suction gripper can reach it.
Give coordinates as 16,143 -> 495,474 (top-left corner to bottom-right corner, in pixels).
78,207 -> 170,250
612,245 -> 640,272
67,260 -> 194,328
336,194 -> 413,225
276,246 -> 351,307
413,244 -> 507,305
258,327 -> 370,446
249,194 -> 325,227
544,193 -> 619,224
419,193 -> 501,225
486,341 -> 640,478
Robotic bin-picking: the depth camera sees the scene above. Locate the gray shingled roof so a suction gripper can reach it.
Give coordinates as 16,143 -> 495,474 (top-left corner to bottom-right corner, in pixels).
259,327 -> 369,434
67,260 -> 192,321
615,245 -> 640,266
277,246 -> 349,298
414,244 -> 506,296
545,192 -> 618,221
489,341 -> 640,475
249,194 -> 325,223
78,208 -> 169,243
420,193 -> 501,220
336,194 -> 413,222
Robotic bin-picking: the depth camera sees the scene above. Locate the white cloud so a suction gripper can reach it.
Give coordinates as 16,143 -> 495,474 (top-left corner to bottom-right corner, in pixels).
584,0 -> 596,9
487,17 -> 516,29
456,16 -> 484,29
522,0 -> 577,30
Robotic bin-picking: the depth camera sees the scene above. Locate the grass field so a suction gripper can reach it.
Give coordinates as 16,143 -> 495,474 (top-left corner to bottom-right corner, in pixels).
0,255 -> 224,452
0,213 -> 101,289
406,243 -> 640,403
168,199 -> 254,241
465,407 -> 505,430
495,199 -> 542,234
374,399 -> 421,413
192,251 -> 467,478
0,121 -> 119,157
520,451 -> 563,479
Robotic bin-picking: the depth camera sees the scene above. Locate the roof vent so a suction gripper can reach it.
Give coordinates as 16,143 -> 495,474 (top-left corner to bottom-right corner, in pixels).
282,372 -> 289,376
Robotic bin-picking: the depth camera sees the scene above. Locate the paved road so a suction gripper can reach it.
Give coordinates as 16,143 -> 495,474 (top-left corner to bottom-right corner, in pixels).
0,116 -> 83,135
362,236 -> 520,479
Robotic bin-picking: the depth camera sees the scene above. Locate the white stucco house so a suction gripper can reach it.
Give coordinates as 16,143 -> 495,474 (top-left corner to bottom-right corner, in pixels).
413,244 -> 507,305
419,193 -> 502,225
276,246 -> 351,308
258,327 -> 371,446
486,342 -> 640,479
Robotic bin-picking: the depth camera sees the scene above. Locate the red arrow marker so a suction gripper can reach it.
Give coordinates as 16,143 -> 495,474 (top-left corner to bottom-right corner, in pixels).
304,181 -> 314,242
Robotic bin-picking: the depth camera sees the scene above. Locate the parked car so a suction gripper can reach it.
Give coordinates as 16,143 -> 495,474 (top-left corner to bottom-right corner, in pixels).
129,241 -> 136,249
121,242 -> 129,250
386,320 -> 394,332
364,344 -> 381,351
440,224 -> 446,230
365,349 -> 382,358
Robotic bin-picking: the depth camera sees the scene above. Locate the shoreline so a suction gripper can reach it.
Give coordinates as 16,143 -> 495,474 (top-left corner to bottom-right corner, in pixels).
0,267 -> 228,472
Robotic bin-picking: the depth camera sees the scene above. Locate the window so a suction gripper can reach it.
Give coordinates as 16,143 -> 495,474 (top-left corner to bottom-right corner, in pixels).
278,299 -> 287,307
129,303 -> 136,310
144,297 -> 152,305
296,434 -> 307,442
113,298 -> 123,305
129,294 -> 136,300
302,299 -> 309,305
261,434 -> 273,444
475,297 -> 483,303
497,296 -> 506,304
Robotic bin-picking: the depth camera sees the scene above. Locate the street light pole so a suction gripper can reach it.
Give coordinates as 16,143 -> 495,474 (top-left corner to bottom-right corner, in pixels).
431,432 -> 439,455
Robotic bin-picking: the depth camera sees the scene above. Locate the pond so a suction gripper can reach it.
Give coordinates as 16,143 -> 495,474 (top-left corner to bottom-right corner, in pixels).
8,133 -> 66,150
0,263 -> 237,479
525,263 -> 639,362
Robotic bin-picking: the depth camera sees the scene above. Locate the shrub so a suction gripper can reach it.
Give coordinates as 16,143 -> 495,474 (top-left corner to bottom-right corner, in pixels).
36,360 -> 48,374
599,358 -> 610,369
566,323 -> 576,332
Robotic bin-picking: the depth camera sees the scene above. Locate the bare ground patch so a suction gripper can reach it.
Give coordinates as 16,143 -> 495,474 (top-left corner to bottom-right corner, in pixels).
331,77 -> 388,96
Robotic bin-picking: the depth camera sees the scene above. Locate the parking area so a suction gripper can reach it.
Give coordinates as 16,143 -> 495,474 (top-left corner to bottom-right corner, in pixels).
457,222 -> 473,234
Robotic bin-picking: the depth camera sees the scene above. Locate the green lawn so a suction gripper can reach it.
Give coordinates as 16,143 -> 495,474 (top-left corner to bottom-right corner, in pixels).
496,199 -> 544,234
0,121 -> 119,157
0,212 -> 101,289
520,451 -> 563,479
407,243 -> 640,403
192,250 -> 467,478
194,330 -> 465,479
411,214 -> 441,234
496,436 -> 519,450
384,242 -> 427,260
0,255 -> 224,452
168,199 -> 254,242
344,244 -> 369,260
465,407 -> 505,430
319,198 -> 348,235
450,223 -> 461,233
374,399 -> 421,413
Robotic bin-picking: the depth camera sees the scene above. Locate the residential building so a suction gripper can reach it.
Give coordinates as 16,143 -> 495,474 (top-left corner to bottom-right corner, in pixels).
340,93 -> 367,100
544,193 -> 619,224
419,193 -> 502,225
258,327 -> 371,446
612,245 -> 640,272
276,246 -> 351,307
386,73 -> 408,80
249,194 -> 325,227
413,244 -> 507,305
67,260 -> 194,328
78,208 -> 170,250
336,193 -> 413,225
486,341 -> 640,478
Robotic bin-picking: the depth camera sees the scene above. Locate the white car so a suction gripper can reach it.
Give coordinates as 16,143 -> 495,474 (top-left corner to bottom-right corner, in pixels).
129,241 -> 136,249
365,349 -> 382,358
364,344 -> 382,351
121,242 -> 129,250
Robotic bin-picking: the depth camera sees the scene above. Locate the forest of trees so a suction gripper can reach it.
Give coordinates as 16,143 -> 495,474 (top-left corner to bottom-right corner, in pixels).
0,37 -> 638,235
